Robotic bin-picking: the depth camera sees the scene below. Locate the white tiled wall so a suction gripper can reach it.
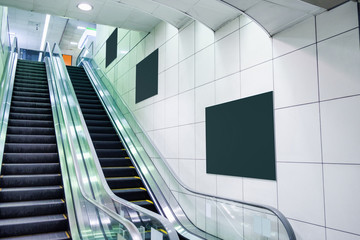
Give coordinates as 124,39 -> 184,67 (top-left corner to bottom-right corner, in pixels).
93,2 -> 360,239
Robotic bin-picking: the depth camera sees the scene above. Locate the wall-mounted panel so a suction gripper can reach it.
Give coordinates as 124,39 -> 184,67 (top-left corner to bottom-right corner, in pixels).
106,28 -> 117,67
136,49 -> 158,103
206,92 -> 276,180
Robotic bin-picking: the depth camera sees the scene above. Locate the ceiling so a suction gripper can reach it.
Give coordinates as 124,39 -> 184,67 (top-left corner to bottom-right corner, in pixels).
8,7 -> 95,63
0,0 -> 351,42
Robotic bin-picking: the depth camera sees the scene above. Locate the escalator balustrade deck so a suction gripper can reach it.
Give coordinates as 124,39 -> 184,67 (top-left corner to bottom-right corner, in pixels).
67,66 -> 157,213
0,60 -> 70,239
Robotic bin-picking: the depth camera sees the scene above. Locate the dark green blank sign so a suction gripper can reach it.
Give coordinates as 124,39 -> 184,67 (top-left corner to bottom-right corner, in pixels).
205,92 -> 276,180
136,49 -> 158,103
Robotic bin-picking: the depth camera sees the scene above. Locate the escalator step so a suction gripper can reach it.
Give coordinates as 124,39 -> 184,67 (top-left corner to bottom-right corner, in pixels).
11,101 -> 51,109
87,126 -> 115,134
85,119 -> 112,127
89,133 -> 119,141
12,95 -> 49,103
96,149 -> 127,158
4,143 -> 57,153
78,103 -> 104,109
10,106 -> 51,114
98,157 -> 132,167
12,91 -> 49,98
82,113 -> 109,121
102,166 -> 137,177
132,200 -> 157,212
0,199 -> 65,218
10,113 -> 53,121
6,134 -> 56,143
81,108 -> 107,115
105,177 -> 143,189
112,188 -> 149,201
92,141 -> 123,149
9,119 -> 54,128
3,153 -> 59,163
0,186 -> 64,202
7,126 -> 54,135
1,163 -> 60,175
13,86 -> 49,93
0,231 -> 71,240
0,214 -> 68,238
0,174 -> 62,187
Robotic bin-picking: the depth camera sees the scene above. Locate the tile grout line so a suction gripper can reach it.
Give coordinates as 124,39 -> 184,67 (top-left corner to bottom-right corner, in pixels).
315,15 -> 328,238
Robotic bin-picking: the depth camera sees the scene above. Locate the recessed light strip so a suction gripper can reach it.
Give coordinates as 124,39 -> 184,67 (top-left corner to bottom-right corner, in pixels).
38,14 -> 51,61
77,3 -> 93,11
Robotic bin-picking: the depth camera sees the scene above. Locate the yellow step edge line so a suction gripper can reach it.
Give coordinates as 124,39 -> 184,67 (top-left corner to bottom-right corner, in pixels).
61,199 -> 65,203
105,176 -> 140,179
63,214 -> 68,219
125,157 -> 130,159
59,185 -> 63,188
102,166 -> 133,169
65,231 -> 70,238
111,187 -> 147,191
159,229 -> 168,235
131,200 -> 154,204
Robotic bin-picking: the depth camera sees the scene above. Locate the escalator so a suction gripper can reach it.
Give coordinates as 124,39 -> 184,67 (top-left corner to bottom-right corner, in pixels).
66,66 -> 157,214
0,60 -> 70,239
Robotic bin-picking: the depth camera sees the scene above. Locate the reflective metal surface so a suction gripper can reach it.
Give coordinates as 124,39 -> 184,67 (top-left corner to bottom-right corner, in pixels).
0,36 -> 18,173
77,43 -> 296,240
48,42 -> 180,240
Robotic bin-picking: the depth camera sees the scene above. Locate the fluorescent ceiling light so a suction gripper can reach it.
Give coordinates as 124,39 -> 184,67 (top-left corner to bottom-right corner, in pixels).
77,3 -> 93,11
38,14 -> 51,61
70,42 -> 78,45
77,26 -> 86,30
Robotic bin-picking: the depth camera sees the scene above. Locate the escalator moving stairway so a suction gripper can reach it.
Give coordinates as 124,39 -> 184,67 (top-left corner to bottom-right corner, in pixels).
0,60 -> 70,239
67,66 -> 157,213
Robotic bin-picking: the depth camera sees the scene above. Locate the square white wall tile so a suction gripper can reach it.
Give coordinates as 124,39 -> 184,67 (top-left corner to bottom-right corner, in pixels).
134,105 -> 154,131
240,61 -> 273,98
166,23 -> 178,40
179,90 -> 195,125
153,72 -> 165,102
165,35 -> 179,69
289,220 -> 326,240
153,101 -> 165,130
195,82 -> 216,122
278,163 -> 325,225
215,72 -> 241,105
179,159 -> 196,189
324,164 -> 360,235
158,45 -> 166,73
274,45 -> 318,108
164,95 -> 179,128
240,14 -> 252,27
164,127 -> 179,158
195,21 -> 214,52
155,21 -> 166,48
318,29 -> 360,101
178,192 -> 197,223
195,44 -> 215,87
240,21 -> 272,70
165,64 -> 179,98
243,178 -> 278,208
327,228 -> 360,240
179,21 -> 195,61
215,30 -> 240,79
145,31 -> 155,56
216,175 -> 243,201
179,55 -> 195,93
320,96 -> 360,164
215,16 -> 240,41
196,160 -> 217,195
316,1 -> 359,42
178,124 -> 196,159
195,122 -> 206,159
273,17 -> 316,58
275,103 -> 322,163
152,129 -> 166,155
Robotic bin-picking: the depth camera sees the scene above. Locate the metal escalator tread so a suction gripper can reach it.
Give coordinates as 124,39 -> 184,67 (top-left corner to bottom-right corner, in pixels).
67,65 -> 158,213
0,60 -> 70,239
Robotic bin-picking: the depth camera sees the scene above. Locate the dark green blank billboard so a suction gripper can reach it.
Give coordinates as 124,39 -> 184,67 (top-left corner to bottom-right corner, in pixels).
205,92 -> 276,180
